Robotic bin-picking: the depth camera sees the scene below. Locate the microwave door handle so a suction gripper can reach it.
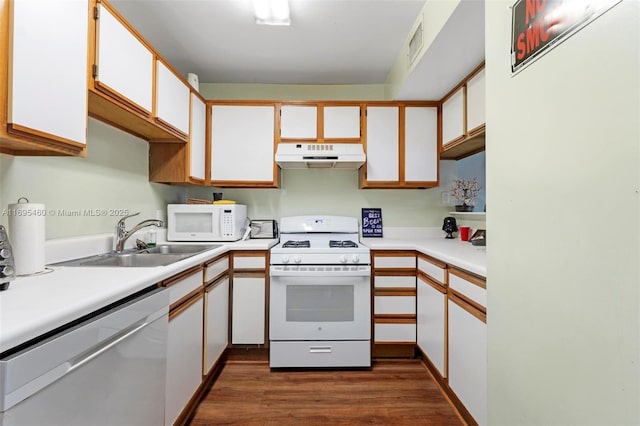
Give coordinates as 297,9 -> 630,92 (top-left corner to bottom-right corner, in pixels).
213,209 -> 221,237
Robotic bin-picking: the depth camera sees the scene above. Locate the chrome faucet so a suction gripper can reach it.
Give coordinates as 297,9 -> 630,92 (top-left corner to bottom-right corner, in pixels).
115,212 -> 163,253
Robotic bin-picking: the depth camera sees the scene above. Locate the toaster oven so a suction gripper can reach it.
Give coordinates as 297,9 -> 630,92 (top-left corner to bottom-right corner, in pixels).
250,220 -> 278,239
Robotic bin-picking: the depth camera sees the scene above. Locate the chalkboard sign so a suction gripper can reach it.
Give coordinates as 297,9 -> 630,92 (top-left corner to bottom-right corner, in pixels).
361,208 -> 383,238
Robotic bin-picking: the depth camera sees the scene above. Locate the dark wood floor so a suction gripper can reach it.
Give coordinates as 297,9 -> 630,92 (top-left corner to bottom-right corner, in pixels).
188,358 -> 463,425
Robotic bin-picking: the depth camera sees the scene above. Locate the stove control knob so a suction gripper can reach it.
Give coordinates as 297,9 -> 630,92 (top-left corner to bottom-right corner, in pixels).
293,255 -> 302,264
351,255 -> 360,263
339,255 -> 348,264
0,264 -> 15,279
0,247 -> 11,259
281,255 -> 290,264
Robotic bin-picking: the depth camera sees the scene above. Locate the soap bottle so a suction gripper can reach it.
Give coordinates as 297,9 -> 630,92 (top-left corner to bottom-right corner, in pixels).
147,228 -> 157,248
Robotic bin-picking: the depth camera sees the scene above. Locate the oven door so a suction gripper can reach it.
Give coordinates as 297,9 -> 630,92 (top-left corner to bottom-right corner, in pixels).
269,266 -> 371,341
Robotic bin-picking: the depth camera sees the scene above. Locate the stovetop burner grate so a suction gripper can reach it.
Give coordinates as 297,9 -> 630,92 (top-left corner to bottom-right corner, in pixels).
329,240 -> 358,248
282,240 -> 311,248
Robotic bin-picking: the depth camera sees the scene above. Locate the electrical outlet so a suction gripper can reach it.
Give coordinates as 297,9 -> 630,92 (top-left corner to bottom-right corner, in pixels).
441,191 -> 451,205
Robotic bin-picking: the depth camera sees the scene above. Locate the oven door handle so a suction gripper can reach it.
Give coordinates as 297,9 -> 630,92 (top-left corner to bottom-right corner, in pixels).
269,267 -> 371,277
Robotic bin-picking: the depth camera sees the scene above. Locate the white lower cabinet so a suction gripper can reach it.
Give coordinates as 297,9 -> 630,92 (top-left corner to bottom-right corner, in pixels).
417,275 -> 447,378
204,277 -> 229,374
448,296 -> 487,426
165,295 -> 204,426
231,276 -> 266,344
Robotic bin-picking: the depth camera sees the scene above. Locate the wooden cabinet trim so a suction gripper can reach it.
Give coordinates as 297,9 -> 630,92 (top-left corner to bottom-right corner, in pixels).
449,267 -> 486,289
4,125 -> 85,156
154,117 -> 188,140
169,288 -> 203,320
448,289 -> 486,323
417,252 -> 447,269
417,273 -> 447,294
374,288 -> 416,297
209,180 -> 279,188
205,272 -> 229,291
374,269 -> 416,277
372,250 -> 416,257
92,81 -> 151,117
232,250 -> 268,258
161,265 -> 203,288
374,315 -> 416,324
204,253 -> 229,267
232,271 -> 266,278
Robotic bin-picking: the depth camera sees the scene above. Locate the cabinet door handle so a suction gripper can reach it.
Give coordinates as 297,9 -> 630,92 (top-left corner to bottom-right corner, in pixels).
309,346 -> 332,353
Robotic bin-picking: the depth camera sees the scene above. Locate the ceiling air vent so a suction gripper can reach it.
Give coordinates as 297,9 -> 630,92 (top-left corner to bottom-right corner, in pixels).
408,18 -> 423,66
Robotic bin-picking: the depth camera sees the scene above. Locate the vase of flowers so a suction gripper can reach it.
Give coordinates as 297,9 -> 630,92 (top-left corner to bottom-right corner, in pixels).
450,178 -> 480,212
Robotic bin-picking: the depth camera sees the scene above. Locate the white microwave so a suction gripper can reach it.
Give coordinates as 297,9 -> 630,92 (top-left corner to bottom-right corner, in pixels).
167,204 -> 247,241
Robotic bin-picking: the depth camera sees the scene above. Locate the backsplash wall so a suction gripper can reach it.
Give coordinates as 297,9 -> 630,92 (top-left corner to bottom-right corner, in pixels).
187,162 -> 458,228
0,119 -> 184,239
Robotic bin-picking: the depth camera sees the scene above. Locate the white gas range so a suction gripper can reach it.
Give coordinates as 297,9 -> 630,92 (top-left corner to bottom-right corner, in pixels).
269,216 -> 371,368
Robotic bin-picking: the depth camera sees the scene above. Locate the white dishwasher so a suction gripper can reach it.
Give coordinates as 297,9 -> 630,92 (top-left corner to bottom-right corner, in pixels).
0,285 -> 169,426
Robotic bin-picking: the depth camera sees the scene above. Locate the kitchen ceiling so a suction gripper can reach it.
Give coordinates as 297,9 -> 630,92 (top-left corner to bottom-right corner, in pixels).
109,0 -> 485,99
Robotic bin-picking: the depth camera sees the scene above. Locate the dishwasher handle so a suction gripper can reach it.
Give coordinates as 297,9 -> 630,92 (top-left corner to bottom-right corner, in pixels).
69,316 -> 156,373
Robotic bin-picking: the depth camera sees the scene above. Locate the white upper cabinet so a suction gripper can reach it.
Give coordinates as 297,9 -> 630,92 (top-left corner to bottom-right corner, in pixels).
361,105 -> 438,189
364,106 -> 399,182
466,68 -> 485,134
8,0 -> 88,147
280,105 -> 317,139
210,105 -> 277,185
441,87 -> 465,146
155,61 -> 190,135
189,95 -> 206,181
95,4 -> 153,114
323,106 -> 361,139
405,106 -> 438,183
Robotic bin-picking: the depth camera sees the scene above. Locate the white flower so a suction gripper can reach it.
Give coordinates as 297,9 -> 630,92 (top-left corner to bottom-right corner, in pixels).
450,178 -> 480,206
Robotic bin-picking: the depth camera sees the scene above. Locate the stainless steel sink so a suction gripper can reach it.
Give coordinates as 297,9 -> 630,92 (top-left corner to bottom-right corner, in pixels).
52,244 -> 222,267
142,244 -> 222,255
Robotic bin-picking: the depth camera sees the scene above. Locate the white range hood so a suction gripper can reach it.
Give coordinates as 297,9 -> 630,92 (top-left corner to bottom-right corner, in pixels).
275,143 -> 365,169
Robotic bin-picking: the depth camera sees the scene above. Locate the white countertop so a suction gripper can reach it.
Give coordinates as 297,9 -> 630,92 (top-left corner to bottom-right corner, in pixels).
362,237 -> 486,277
0,238 -> 277,353
1,233 -> 484,354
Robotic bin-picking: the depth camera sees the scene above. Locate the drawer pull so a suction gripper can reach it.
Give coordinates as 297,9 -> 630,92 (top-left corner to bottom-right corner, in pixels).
309,346 -> 332,353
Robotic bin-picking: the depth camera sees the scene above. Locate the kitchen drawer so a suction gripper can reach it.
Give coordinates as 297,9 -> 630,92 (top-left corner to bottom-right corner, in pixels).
374,295 -> 416,315
270,340 -> 370,368
233,255 -> 266,270
374,255 -> 416,269
418,256 -> 446,285
205,256 -> 229,282
374,276 -> 416,289
449,268 -> 486,308
374,323 -> 416,342
164,268 -> 203,305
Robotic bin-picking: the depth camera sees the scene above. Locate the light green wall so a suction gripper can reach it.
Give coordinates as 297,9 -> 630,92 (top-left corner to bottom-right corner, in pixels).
199,83 -> 387,101
385,0 -> 459,99
189,162 -> 458,228
486,1 -> 639,424
0,119 -> 184,239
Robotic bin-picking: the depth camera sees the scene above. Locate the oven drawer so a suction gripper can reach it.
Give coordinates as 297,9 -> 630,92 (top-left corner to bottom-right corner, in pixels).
269,340 -> 371,368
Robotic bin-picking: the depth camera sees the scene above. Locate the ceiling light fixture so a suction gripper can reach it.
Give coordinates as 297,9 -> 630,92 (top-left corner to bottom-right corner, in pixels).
253,0 -> 290,26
